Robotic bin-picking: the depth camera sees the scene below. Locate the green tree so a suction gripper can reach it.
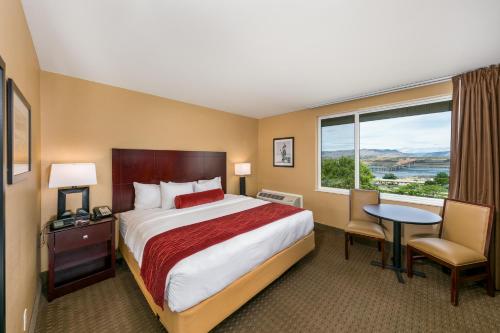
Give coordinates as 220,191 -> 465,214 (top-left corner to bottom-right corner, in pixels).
321,157 -> 448,198
434,172 -> 449,186
383,173 -> 397,180
360,162 -> 377,190
321,156 -> 376,189
393,183 -> 447,198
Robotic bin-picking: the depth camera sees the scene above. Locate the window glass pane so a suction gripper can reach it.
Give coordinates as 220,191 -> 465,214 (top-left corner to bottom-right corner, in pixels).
321,115 -> 355,189
359,108 -> 451,199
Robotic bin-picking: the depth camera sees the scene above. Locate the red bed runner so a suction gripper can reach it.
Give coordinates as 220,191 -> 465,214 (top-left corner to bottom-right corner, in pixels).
140,202 -> 304,308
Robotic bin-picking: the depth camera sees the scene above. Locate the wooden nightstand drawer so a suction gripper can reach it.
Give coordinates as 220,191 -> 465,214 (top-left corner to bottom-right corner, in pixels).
54,221 -> 112,253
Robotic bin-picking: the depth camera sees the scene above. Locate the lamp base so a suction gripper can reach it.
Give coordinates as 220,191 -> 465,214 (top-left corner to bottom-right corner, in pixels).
239,177 -> 246,196
57,186 -> 89,220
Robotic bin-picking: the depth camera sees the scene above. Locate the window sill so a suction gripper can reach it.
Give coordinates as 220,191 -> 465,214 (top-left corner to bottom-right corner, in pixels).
380,193 -> 444,207
316,187 -> 444,207
316,187 -> 350,195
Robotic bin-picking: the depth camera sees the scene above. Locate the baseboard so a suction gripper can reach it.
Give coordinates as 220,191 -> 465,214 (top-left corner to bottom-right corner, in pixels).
28,277 -> 42,333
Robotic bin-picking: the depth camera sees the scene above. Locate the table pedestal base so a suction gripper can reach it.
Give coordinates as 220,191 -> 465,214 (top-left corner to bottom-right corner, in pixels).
370,260 -> 426,283
362,204 -> 442,285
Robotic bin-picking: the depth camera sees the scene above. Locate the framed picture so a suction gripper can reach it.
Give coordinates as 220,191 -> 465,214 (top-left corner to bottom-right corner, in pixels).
7,78 -> 31,184
273,137 -> 294,167
0,55 -> 6,333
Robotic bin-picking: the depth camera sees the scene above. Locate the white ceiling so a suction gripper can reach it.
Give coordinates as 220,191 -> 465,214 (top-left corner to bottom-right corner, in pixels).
22,0 -> 500,119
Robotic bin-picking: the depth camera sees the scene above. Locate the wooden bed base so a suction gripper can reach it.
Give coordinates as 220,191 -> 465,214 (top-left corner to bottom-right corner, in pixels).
119,231 -> 315,333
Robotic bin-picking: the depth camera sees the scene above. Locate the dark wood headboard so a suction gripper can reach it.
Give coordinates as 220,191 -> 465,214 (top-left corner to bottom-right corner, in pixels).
112,149 -> 227,213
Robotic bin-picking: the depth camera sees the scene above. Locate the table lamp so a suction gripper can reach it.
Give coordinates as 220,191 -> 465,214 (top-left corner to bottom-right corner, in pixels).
48,163 -> 97,219
235,163 -> 251,196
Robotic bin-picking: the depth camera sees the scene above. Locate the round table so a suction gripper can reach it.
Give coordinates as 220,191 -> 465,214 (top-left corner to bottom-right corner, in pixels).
363,204 -> 442,283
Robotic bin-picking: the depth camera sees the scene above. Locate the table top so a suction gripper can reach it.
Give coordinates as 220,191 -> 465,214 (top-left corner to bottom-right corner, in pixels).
363,204 -> 442,225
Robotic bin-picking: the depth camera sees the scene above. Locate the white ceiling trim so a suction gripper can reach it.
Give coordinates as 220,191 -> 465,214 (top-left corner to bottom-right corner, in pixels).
308,75 -> 453,109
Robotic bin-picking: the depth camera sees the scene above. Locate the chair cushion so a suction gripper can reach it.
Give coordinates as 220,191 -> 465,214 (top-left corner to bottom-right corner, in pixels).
346,220 -> 385,239
408,238 -> 487,266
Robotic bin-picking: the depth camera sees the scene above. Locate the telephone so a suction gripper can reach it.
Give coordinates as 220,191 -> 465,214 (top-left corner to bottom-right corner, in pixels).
93,206 -> 112,219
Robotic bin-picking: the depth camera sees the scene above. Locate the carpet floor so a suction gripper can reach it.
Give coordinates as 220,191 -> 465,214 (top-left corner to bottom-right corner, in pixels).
35,224 -> 500,333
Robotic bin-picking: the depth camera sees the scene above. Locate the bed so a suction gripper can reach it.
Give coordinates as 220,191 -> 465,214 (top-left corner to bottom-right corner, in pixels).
113,149 -> 315,333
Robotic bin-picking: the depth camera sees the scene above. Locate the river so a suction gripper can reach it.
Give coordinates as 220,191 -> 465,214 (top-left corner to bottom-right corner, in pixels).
371,166 -> 449,179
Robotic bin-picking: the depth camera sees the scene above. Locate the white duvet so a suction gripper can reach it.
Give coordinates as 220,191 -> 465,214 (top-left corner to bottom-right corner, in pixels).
120,194 -> 314,312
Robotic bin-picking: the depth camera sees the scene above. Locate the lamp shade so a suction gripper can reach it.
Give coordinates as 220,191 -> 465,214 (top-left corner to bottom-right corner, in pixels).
48,163 -> 97,188
235,163 -> 251,176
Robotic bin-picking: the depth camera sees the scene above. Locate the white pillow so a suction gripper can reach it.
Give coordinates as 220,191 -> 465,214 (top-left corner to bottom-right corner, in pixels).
133,182 -> 161,210
198,176 -> 221,184
160,181 -> 195,209
195,177 -> 222,192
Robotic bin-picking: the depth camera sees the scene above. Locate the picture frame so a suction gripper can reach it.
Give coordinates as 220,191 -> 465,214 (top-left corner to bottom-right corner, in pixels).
7,78 -> 31,184
0,55 -> 6,333
273,137 -> 294,167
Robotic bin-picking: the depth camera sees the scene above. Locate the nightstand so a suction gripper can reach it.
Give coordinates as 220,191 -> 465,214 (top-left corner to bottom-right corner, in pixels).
47,217 -> 115,301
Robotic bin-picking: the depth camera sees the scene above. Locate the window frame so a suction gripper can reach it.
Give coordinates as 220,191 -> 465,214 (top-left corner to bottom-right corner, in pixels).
317,95 -> 452,207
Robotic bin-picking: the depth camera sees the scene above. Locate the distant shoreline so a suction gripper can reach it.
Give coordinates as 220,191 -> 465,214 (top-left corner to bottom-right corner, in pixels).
371,167 -> 449,179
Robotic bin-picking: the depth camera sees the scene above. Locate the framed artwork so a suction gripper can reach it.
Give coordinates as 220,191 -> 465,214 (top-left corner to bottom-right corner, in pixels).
273,137 -> 294,167
0,55 -> 6,333
7,78 -> 31,184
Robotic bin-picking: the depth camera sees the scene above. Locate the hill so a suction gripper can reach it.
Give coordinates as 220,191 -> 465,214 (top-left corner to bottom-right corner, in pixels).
322,149 -> 450,159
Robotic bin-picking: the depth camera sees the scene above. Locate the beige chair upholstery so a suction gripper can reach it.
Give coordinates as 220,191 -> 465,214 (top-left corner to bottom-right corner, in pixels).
345,220 -> 385,239
349,189 -> 380,223
407,199 -> 494,306
345,189 -> 385,267
440,200 -> 491,255
408,200 -> 491,266
346,189 -> 384,240
408,238 -> 486,266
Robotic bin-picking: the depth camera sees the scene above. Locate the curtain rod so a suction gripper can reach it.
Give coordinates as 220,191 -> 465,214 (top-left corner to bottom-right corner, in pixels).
309,76 -> 453,109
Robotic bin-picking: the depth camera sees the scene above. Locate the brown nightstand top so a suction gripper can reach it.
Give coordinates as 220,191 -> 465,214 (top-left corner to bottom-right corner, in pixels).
48,216 -> 115,234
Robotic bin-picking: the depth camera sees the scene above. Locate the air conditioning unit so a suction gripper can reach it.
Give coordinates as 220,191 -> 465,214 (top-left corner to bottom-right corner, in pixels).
256,189 -> 303,208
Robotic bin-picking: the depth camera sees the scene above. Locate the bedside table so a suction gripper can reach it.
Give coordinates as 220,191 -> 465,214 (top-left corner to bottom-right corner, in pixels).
47,217 -> 116,301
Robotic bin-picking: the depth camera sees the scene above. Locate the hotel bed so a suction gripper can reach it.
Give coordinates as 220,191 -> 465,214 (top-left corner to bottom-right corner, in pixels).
113,149 -> 315,333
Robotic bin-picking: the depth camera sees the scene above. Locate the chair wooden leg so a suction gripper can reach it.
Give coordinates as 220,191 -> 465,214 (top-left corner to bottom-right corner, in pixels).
406,246 -> 413,278
486,261 -> 495,297
349,235 -> 353,246
344,233 -> 349,260
451,268 -> 459,306
377,241 -> 381,252
381,240 -> 385,269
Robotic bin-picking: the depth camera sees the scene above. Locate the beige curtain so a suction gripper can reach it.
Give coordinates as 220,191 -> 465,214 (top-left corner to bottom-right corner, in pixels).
449,64 -> 500,288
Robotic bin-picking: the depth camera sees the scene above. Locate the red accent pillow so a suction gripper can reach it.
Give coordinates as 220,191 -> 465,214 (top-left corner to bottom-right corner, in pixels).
174,189 -> 224,209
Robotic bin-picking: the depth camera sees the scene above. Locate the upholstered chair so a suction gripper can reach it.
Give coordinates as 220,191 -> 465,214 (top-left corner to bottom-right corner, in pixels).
407,199 -> 495,306
345,189 -> 386,268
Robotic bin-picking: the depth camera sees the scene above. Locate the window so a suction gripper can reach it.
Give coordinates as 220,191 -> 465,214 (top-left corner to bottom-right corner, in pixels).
319,98 -> 452,203
320,115 -> 355,189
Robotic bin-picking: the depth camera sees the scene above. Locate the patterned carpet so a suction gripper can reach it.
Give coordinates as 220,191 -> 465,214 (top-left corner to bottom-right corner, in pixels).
35,224 -> 500,333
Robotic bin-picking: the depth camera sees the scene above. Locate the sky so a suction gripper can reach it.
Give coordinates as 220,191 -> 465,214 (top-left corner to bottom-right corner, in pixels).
322,111 -> 451,153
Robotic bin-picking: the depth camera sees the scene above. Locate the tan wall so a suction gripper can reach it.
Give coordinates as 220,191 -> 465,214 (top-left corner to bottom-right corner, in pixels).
0,0 -> 41,332
258,82 -> 452,242
40,71 -> 259,271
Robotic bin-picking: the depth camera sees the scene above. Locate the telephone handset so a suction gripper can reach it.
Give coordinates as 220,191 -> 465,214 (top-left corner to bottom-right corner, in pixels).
93,206 -> 112,219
